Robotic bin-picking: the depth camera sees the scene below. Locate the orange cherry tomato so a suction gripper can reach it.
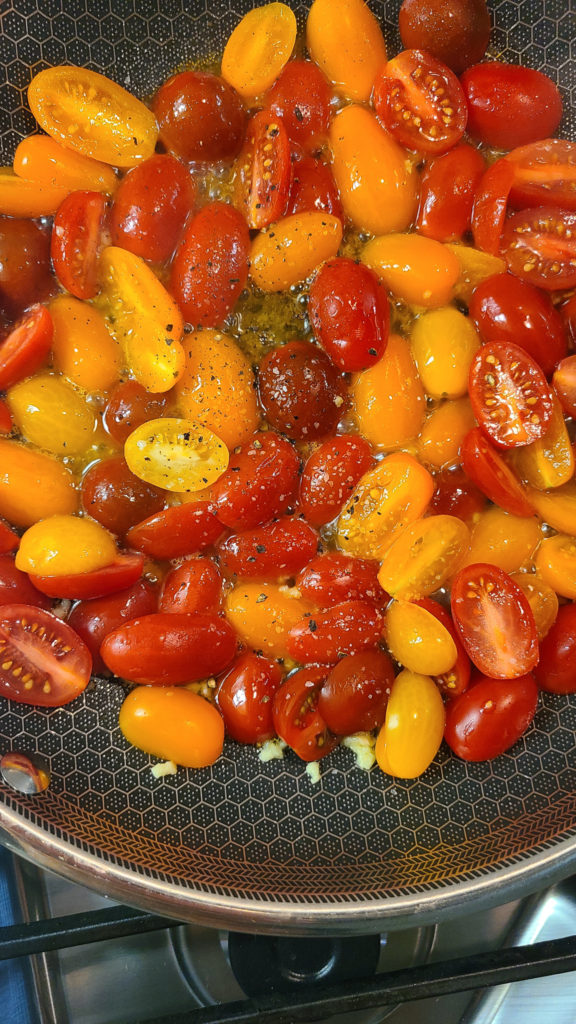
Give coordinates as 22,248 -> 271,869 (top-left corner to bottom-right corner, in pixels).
512,395 -> 574,490
527,480 -> 576,536
352,333 -> 426,449
50,296 -> 121,393
510,571 -> 559,640
224,582 -> 315,660
13,136 -> 117,194
418,397 -> 477,469
0,440 -> 78,528
410,306 -> 480,399
307,0 -> 387,102
0,172 -> 70,218
534,534 -> 576,600
222,4 -> 296,99
363,234 -> 460,309
446,244 -> 507,305
119,687 -> 224,768
385,599 -> 458,676
51,190 -> 107,300
7,373 -> 100,457
16,514 -> 117,577
462,507 -> 541,575
249,212 -> 342,292
0,305 -> 53,390
378,515 -> 470,600
375,669 -> 445,779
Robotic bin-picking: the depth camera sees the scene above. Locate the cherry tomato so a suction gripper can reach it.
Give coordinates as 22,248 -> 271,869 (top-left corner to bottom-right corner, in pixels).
68,579 -> 157,673
308,258 -> 389,372
103,381 -> 170,446
418,397 -> 476,470
451,563 -> 538,678
299,435 -> 374,528
212,433 -> 299,532
258,340 -> 347,441
352,333 -> 426,450
471,159 -> 515,256
460,428 -> 534,518
286,157 -> 343,219
126,502 -> 222,560
513,395 -> 574,491
447,244 -> 507,306
287,600 -> 384,666
159,559 -> 222,615
0,305 -> 53,390
306,0 -> 387,102
373,49 -> 467,155
0,218 -> 54,322
0,522 -> 18,556
534,604 -> 576,694
225,581 -> 314,661
119,686 -> 224,768
398,0 -> 490,74
363,234 -> 460,309
222,3 -> 297,100
218,517 -> 318,580
0,401 -> 12,435
430,466 -> 486,525
468,342 -> 553,449
318,649 -> 394,735
378,516 -> 470,600
0,555 -> 50,610
153,71 -> 246,163
410,306 -> 480,400
216,653 -> 283,744
417,598 -> 471,699
375,669 -> 445,779
510,572 -> 559,642
101,612 -> 236,684
124,417 -> 229,493
14,136 -> 117,194
0,440 -> 78,529
16,515 -> 117,578
534,534 -> 576,601
553,356 -> 576,418
445,673 -> 538,761
384,599 -> 457,676
7,372 -> 99,458
463,507 -> 541,576
111,154 -> 194,263
461,63 -> 562,150
51,191 -> 106,300
81,456 -> 165,537
560,293 -> 576,346
250,212 -> 343,292
526,480 -> 576,537
50,296 -> 120,393
502,207 -> 576,292
0,605 -> 91,707
266,59 -> 331,156
506,140 -> 576,213
272,667 -> 337,762
0,174 -> 70,218
297,553 -> 384,610
417,144 -> 485,242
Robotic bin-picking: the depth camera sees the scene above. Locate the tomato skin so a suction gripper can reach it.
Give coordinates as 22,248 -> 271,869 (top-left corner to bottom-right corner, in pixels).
299,435 -> 374,528
318,649 -> 393,735
233,110 -> 291,230
120,686 -> 225,768
297,553 -> 384,610
286,157 -> 343,219
0,605 -> 91,707
51,190 -> 106,300
0,305 -> 53,390
534,604 -> 576,695
417,144 -> 485,243
218,517 -> 318,580
110,155 -> 194,263
461,63 -> 562,150
272,667 -> 337,762
471,160 -> 515,256
153,71 -> 246,163
266,59 -> 331,156
258,340 -> 347,441
445,674 -> 538,761
216,653 -> 283,744
67,580 -> 157,674
308,258 -> 389,373
81,456 -> 165,537
460,428 -> 534,518
398,0 -> 490,75
126,503 -> 222,561
103,381 -> 170,446
159,559 -> 222,615
287,600 -> 384,666
0,555 -> 50,610
468,342 -> 554,450
430,466 -> 486,525
502,207 -> 576,292
0,218 -> 54,322
506,140 -> 576,213
170,202 -> 250,328
212,433 -> 300,532
29,554 -> 145,601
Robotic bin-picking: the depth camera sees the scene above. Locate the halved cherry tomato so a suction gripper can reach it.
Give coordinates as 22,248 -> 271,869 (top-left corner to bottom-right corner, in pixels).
222,3 -> 297,100
218,517 -> 318,580
534,534 -> 576,601
398,0 -> 490,75
212,432 -> 300,531
363,234 -> 460,309
159,559 -> 222,615
297,552 -> 384,610
373,49 -> 467,155
119,686 -> 224,768
553,355 -> 576,417
534,604 -> 576,694
460,428 -> 534,517
512,395 -> 574,491
153,71 -> 246,163
510,572 -> 559,642
417,143 -> 485,242
526,480 -> 576,536
103,381 -> 170,446
318,649 -> 394,735
287,600 -> 384,665
416,597 -> 471,699
51,191 -> 106,300
378,516 -> 470,600
111,154 -> 194,263
272,666 -> 337,762
308,258 -> 389,372
461,63 -> 562,149
266,59 -> 331,155
0,400 -> 11,434
250,212 -> 343,292
384,599 -> 457,676
14,136 -> 117,194
430,466 -> 486,525
126,502 -> 222,560
124,418 -> 229,493
306,0 -> 387,102
81,456 -> 165,536
299,435 -> 374,528
0,556 -> 50,610
502,207 -> 576,291
16,515 -> 117,578
0,604 -> 91,707
444,673 -> 538,761
375,669 -> 445,779
0,305 -> 53,390
471,159 -> 515,256
258,340 -> 347,440
0,523 -> 18,556
352,333 -> 426,449
451,562 -> 538,678
216,653 -> 283,744
0,217 -> 54,322
506,140 -> 576,212
68,579 -> 157,673
468,342 -> 553,449
286,157 -> 343,218
225,581 -> 314,661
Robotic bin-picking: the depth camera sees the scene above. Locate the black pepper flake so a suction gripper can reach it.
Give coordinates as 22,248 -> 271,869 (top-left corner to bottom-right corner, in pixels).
294,107 -> 304,122
308,620 -> 317,632
256,593 -> 268,603
368,348 -> 377,356
256,544 -> 266,553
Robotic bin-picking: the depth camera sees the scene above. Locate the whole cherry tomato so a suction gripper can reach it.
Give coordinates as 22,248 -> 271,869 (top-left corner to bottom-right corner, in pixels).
216,653 -> 283,744
126,503 -> 223,560
0,521 -> 18,555
318,649 -> 394,734
51,190 -> 106,300
272,667 -> 337,762
102,380 -> 170,446
0,604 -> 91,707
299,435 -> 374,528
376,668 -> 445,779
212,432 -> 300,531
429,466 -> 487,524
308,258 -> 389,372
29,554 -> 145,601
297,552 -> 384,609
0,400 -> 12,434
0,555 -> 50,609
68,579 -> 158,674
502,207 -> 576,292
461,63 -> 562,149
306,0 -> 387,103
159,559 -> 222,615
286,157 -> 343,219
250,212 -> 343,293
553,356 -> 576,417
0,218 -> 54,321
506,140 -> 576,212
460,428 -> 534,518
82,456 -> 165,536
111,154 -> 194,263
468,342 -> 553,449
471,160 -> 515,255
233,110 -> 292,230
120,686 -> 225,768
153,70 -> 246,163
0,305 -> 53,390
258,340 -> 347,441
534,605 -> 576,695
398,0 -> 490,74
266,59 -> 331,155
445,674 -> 538,761
287,600 -> 384,666
218,517 -> 318,580
417,144 -> 485,243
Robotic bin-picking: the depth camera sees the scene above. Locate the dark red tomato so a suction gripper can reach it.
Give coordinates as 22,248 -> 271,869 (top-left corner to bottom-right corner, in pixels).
534,604 -> 576,695
0,305 -> 53,390
258,341 -> 347,441
560,293 -> 576,347
451,563 -> 538,679
429,466 -> 486,524
0,522 -> 18,555
266,59 -> 331,155
218,517 -> 318,579
506,140 -> 576,213
212,432 -> 300,531
233,110 -> 291,230
216,652 -> 283,744
297,553 -> 384,609
102,380 -> 170,446
68,579 -> 157,674
170,201 -> 250,327
468,342 -> 553,449
0,555 -> 50,609
126,502 -> 222,560
416,597 -> 471,698
469,273 -> 568,378
30,554 -> 145,601
0,218 -> 54,322
153,70 -> 246,162
502,207 -> 576,292
445,673 -> 538,761
0,605 -> 91,707
318,649 -> 393,734
373,49 -> 467,155
460,428 -> 534,518
299,435 -> 374,527
471,159 -> 515,256
101,612 -> 237,684
272,666 -> 337,762
110,154 -> 194,263
553,355 -> 576,418
417,143 -> 485,242
287,600 -> 384,666
81,456 -> 165,536
286,157 -> 343,219
0,399 -> 12,433
308,259 -> 389,372
159,558 -> 222,615
398,0 -> 490,74
461,63 -> 562,150
51,191 -> 106,300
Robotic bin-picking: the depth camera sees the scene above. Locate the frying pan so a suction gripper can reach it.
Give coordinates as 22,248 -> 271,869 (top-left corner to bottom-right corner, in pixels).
0,0 -> 575,937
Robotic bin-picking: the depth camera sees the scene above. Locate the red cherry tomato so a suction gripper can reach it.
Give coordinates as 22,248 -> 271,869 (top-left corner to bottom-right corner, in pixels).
153,70 -> 246,163
469,273 -> 568,377
451,563 -> 538,679
416,598 -> 471,699
0,399 -> 12,434
444,673 -> 538,761
297,552 -> 384,609
218,517 -> 318,580
534,604 -> 576,695
216,652 -> 283,744
258,340 -> 347,441
266,59 -> 331,155
126,502 -> 223,560
110,154 -> 194,263
299,435 -> 374,528
233,110 -> 292,229
460,428 -> 534,518
101,612 -> 237,685
468,341 -> 553,449
212,432 -> 300,531
0,217 -> 54,321
287,600 -> 384,666
429,466 -> 486,525
0,305 -> 53,390
502,207 -> 576,292
102,380 -> 170,445
373,49 -> 467,155
51,191 -> 106,300
0,604 -> 91,706
461,63 -> 562,150
272,666 -> 337,762
67,579 -> 158,674
506,140 -> 576,213
286,156 -> 343,219
560,293 -> 576,348
553,356 -> 576,418
0,522 -> 18,556
30,553 -> 145,601
308,258 -> 389,372
170,201 -> 250,327
0,555 -> 50,609
81,456 -> 165,536
318,649 -> 394,735
159,558 -> 222,615
398,0 -> 490,75
417,143 -> 485,242
471,159 -> 515,255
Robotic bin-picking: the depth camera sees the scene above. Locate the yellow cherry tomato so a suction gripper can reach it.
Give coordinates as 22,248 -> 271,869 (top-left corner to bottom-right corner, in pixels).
119,687 -> 224,769
307,0 -> 387,102
376,669 -> 445,779
224,582 -> 314,660
446,244 -> 507,305
116,314 -> 185,394
124,417 -> 229,493
417,398 -> 476,469
462,507 -> 541,574
13,136 -> 117,193
0,440 -> 78,528
410,307 -> 481,399
250,212 -> 342,292
512,396 -> 574,490
363,234 -> 460,309
28,66 -> 158,167
527,481 -> 576,536
352,333 -> 426,449
50,295 -> 121,393
0,171 -> 70,217
378,516 -> 470,600
7,373 -> 100,457
221,3 -> 297,99
175,330 -> 259,450
337,453 -> 434,558
330,106 -> 418,235
16,514 -> 117,576
510,571 -> 559,640
534,535 -> 576,600
384,600 -> 457,676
